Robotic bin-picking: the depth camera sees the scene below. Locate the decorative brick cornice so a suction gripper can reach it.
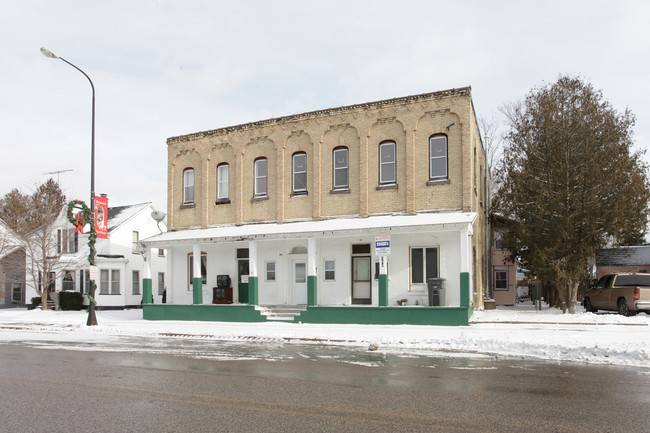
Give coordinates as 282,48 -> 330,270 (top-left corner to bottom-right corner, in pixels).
167,87 -> 471,145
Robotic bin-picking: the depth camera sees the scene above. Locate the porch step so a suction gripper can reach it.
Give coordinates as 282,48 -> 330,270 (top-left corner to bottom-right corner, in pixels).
255,305 -> 307,321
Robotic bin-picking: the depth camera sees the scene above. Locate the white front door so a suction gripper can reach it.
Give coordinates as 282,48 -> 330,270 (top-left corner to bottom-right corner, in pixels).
292,260 -> 307,305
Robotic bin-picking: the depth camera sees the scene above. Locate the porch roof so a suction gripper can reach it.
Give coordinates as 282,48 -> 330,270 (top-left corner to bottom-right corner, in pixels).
142,212 -> 477,248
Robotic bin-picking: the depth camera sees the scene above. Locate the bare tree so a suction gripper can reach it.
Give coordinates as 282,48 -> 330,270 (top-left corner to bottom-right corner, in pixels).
1,179 -> 70,309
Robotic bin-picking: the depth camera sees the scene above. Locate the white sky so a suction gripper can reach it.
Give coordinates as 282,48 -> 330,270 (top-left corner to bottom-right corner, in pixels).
2,0 -> 649,211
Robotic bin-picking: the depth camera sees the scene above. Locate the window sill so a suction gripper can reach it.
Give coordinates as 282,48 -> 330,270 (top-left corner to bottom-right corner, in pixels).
215,199 -> 231,205
180,202 -> 195,209
376,183 -> 398,190
427,179 -> 450,186
251,195 -> 269,202
330,188 -> 350,194
290,191 -> 308,197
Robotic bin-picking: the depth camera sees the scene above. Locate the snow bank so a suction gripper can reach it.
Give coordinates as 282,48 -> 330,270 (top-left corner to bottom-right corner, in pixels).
0,305 -> 648,367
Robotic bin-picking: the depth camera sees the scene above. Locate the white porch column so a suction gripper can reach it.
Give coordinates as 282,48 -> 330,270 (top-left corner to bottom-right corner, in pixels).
459,228 -> 470,273
166,247 -> 173,303
192,243 -> 202,304
142,248 -> 153,304
248,240 -> 259,305
307,237 -> 317,306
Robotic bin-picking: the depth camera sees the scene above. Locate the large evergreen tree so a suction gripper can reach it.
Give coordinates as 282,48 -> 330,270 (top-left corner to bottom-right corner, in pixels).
493,75 -> 650,313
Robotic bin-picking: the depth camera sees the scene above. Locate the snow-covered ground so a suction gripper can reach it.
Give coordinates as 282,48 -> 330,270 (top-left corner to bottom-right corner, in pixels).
0,304 -> 648,368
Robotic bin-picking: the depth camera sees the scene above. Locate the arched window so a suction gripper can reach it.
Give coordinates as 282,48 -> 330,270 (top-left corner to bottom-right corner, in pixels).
183,168 -> 194,204
292,152 -> 307,194
332,147 -> 349,190
378,141 -> 396,185
254,158 -> 268,197
429,135 -> 448,181
217,163 -> 229,202
290,246 -> 308,255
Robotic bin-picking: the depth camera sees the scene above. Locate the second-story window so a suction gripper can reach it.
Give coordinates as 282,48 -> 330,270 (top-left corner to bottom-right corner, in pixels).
333,147 -> 349,190
132,231 -> 139,253
183,168 -> 194,204
292,152 -> 307,194
57,228 -> 78,254
379,141 -> 396,185
217,163 -> 229,202
254,158 -> 268,198
429,135 -> 448,181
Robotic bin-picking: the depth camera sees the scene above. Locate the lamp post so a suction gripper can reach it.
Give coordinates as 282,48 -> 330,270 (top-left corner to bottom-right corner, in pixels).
41,47 -> 98,326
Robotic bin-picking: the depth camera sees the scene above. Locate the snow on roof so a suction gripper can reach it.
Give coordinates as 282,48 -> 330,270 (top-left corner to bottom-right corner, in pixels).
142,212 -> 477,247
107,202 -> 152,232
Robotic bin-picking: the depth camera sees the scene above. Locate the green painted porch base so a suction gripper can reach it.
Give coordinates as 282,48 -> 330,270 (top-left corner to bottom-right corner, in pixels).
192,278 -> 203,304
144,304 -> 266,322
378,274 -> 388,307
143,304 -> 472,326
307,275 -> 317,306
298,306 -> 473,326
248,276 -> 258,305
142,278 -> 153,304
460,272 -> 470,308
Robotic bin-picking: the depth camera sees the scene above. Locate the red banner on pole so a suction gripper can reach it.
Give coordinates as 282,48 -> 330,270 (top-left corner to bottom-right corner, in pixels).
94,196 -> 108,239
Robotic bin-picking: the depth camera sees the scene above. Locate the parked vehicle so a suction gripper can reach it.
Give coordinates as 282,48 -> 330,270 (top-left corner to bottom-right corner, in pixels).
583,273 -> 650,316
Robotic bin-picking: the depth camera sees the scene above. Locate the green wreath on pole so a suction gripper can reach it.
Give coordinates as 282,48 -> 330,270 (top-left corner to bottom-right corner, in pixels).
66,199 -> 97,265
66,200 -> 92,229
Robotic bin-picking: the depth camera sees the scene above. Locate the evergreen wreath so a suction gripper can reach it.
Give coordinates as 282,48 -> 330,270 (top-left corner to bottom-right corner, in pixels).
66,200 -> 92,228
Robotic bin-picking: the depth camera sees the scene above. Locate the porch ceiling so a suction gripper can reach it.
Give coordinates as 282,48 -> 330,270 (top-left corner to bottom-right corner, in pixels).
142,212 -> 477,248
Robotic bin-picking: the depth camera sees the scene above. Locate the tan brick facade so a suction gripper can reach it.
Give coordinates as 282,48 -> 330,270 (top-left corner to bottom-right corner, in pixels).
167,88 -> 488,304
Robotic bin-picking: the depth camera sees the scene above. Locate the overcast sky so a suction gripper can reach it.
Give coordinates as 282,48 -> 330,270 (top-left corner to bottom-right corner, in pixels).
2,0 -> 648,212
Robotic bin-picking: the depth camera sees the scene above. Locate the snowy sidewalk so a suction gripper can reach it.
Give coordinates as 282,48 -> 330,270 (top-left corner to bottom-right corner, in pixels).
0,305 -> 648,367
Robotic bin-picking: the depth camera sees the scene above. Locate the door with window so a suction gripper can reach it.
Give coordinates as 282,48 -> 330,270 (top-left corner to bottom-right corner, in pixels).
238,260 -> 249,303
352,257 -> 371,304
292,260 -> 308,305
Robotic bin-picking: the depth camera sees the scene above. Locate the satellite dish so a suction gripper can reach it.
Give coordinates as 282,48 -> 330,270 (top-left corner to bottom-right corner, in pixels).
151,210 -> 166,223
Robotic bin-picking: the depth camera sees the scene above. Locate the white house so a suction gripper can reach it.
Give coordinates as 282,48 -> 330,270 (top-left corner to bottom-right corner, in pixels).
25,202 -> 167,309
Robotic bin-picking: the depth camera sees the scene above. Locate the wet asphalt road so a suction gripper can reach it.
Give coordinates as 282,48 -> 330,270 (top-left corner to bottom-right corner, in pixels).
0,337 -> 649,432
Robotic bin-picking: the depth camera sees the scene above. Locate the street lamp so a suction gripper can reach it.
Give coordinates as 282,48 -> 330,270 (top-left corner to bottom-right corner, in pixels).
41,47 -> 98,326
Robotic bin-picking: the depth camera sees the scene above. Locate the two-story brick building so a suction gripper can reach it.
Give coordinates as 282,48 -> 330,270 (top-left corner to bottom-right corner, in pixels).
143,87 -> 488,325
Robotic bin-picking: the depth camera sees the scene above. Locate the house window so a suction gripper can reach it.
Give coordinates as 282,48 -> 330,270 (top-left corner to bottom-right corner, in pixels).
333,147 -> 349,190
183,168 -> 195,204
11,283 -> 22,303
132,270 -> 140,295
410,247 -> 438,284
57,228 -> 78,254
81,270 -> 90,294
188,252 -> 207,289
254,158 -> 268,198
494,234 -> 504,250
494,270 -> 508,291
100,270 -> 109,295
324,260 -> 335,281
429,135 -> 448,181
266,261 -> 276,281
111,270 -> 120,294
132,231 -> 139,253
99,269 -> 120,295
217,163 -> 229,202
158,272 -> 165,295
292,152 -> 307,194
62,270 -> 75,291
379,141 -> 396,185
158,249 -> 165,257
